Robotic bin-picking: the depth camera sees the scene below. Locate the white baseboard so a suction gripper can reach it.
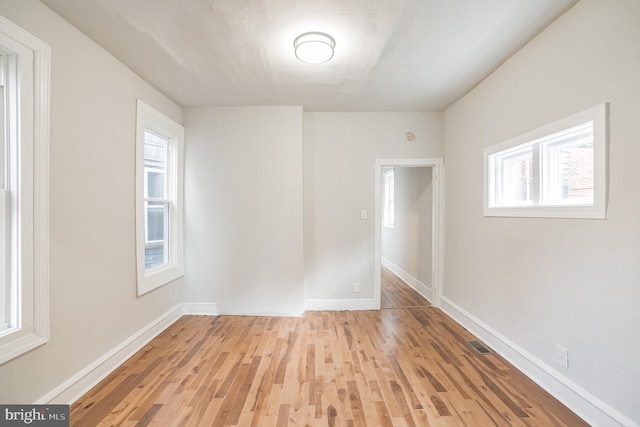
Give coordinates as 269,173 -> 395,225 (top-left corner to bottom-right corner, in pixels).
218,311 -> 305,317
187,302 -> 305,317
37,304 -> 184,405
183,302 -> 219,315
305,298 -> 377,311
439,296 -> 638,427
382,257 -> 432,302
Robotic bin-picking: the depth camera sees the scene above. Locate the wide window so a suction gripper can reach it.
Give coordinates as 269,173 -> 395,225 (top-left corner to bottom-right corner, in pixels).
383,167 -> 395,228
484,103 -> 607,218
136,100 -> 184,295
0,16 -> 50,365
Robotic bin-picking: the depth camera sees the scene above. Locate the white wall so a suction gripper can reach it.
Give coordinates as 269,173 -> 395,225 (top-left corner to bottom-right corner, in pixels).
382,167 -> 432,286
443,0 -> 640,424
0,0 -> 183,403
304,113 -> 442,305
184,106 -> 304,316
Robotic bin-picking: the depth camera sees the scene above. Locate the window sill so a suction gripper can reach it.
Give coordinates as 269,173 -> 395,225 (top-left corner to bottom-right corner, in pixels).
0,329 -> 49,366
484,205 -> 605,219
137,264 -> 184,296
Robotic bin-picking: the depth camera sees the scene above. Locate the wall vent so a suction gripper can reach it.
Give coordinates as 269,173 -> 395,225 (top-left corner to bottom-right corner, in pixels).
468,340 -> 492,355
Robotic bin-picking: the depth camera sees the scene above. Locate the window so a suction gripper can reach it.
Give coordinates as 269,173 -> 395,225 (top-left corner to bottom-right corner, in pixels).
0,16 -> 50,365
136,100 -> 184,295
1,53 -> 7,333
383,167 -> 395,228
484,103 -> 608,218
143,131 -> 170,269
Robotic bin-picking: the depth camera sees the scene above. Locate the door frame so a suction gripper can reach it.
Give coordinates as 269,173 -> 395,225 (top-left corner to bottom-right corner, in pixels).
374,158 -> 444,309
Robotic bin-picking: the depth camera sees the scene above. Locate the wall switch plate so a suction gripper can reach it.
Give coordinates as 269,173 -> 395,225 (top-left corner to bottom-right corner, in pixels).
556,345 -> 568,368
360,209 -> 367,220
353,282 -> 360,293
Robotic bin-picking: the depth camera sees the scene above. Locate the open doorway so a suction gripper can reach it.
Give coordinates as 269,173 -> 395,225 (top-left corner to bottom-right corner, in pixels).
374,158 -> 444,310
381,166 -> 432,308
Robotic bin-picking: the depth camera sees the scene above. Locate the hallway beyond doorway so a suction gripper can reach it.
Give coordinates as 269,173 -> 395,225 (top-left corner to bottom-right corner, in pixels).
381,265 -> 430,309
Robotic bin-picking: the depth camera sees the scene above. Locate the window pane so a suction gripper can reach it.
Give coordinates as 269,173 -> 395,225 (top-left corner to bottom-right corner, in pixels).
144,131 -> 167,198
146,170 -> 165,199
497,146 -> 533,206
0,67 -> 5,190
543,133 -> 594,206
388,173 -> 394,225
145,201 -> 169,269
383,169 -> 394,227
0,189 -> 7,331
0,60 -> 7,331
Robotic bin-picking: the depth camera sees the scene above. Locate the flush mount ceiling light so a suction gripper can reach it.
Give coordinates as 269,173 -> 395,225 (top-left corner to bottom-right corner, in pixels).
294,32 -> 335,64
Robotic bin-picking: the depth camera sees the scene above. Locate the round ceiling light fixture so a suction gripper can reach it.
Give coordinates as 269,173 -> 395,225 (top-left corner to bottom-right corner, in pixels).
294,32 -> 335,64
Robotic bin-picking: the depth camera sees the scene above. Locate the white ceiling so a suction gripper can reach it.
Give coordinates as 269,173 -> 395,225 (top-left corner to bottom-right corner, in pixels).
41,0 -> 577,111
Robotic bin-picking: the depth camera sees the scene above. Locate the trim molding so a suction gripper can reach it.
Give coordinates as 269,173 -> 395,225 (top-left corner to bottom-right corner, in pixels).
186,303 -> 304,317
374,158 -> 445,310
305,298 -> 377,311
37,304 -> 184,405
183,302 -> 219,316
439,296 -> 638,427
381,257 -> 432,302
220,311 -> 304,317
0,14 -> 51,366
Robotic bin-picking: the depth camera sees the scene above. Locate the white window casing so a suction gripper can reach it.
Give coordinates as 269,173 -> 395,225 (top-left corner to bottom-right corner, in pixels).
0,15 -> 50,365
484,103 -> 608,219
136,100 -> 184,296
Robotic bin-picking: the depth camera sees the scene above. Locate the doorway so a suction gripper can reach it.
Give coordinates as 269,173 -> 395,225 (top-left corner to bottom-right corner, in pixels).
374,158 -> 444,310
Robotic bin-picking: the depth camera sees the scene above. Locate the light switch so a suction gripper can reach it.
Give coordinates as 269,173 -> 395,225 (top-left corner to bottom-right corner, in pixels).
360,209 -> 367,220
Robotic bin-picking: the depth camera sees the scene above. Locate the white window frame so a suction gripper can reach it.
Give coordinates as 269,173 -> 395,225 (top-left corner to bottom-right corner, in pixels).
484,103 -> 608,219
383,167 -> 395,228
143,165 -> 167,245
136,100 -> 184,296
0,15 -> 50,366
1,54 -> 7,332
0,188 -> 7,332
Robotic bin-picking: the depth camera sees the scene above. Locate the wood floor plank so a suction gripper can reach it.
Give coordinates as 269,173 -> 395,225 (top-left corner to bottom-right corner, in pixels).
70,272 -> 588,426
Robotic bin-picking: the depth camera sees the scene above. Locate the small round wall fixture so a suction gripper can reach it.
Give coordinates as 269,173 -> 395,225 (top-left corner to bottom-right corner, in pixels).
294,32 -> 335,64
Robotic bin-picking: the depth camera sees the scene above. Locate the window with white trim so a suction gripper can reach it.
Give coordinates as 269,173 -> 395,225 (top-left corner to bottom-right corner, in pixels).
0,16 -> 50,365
383,167 -> 395,228
484,103 -> 608,219
136,100 -> 184,295
1,52 -> 7,333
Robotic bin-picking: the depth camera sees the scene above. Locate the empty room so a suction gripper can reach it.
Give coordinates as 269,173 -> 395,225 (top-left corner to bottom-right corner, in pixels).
0,0 -> 638,426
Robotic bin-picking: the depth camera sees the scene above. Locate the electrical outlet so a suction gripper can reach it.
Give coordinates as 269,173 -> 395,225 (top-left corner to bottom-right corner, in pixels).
353,282 -> 360,293
360,209 -> 367,220
556,345 -> 568,368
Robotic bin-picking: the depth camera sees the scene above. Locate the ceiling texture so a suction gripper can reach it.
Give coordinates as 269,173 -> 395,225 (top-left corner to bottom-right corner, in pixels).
41,0 -> 577,111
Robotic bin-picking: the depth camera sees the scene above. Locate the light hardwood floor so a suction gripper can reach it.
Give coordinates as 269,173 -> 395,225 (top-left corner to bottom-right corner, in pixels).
381,266 -> 430,309
70,291 -> 587,426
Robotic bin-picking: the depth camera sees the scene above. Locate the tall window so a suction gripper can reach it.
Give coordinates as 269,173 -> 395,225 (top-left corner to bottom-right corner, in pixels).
0,52 -> 7,333
1,52 -> 7,333
484,104 -> 607,219
143,131 -> 170,269
383,167 -> 395,228
136,100 -> 184,295
0,16 -> 50,365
